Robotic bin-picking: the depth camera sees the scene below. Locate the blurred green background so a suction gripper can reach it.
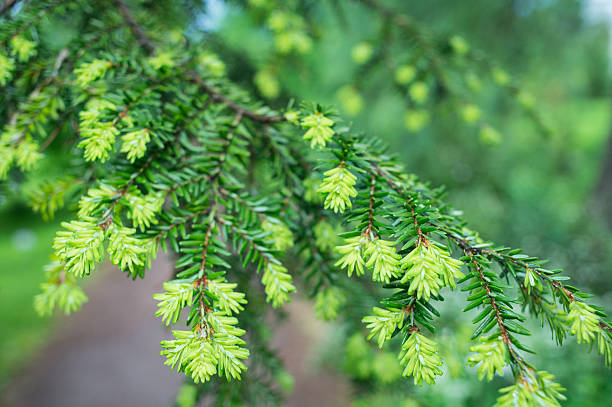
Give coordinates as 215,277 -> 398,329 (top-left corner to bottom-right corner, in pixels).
2,0 -> 612,405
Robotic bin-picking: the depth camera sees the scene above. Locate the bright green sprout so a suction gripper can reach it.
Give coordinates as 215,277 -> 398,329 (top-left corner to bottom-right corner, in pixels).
399,331 -> 444,385
261,262 -> 296,308
154,282 -> 195,325
124,191 -> 164,230
494,370 -> 565,407
335,235 -> 367,277
206,278 -> 247,315
106,224 -> 149,274
364,238 -> 402,283
10,35 -> 37,62
318,166 -> 357,213
74,59 -> 112,88
301,112 -> 335,148
467,335 -> 506,381
161,312 -> 249,383
120,128 -> 151,162
401,243 -> 444,301
15,137 -> 42,171
53,220 -> 106,277
262,219 -> 294,251
362,307 -> 405,348
568,301 -> 599,344
148,51 -> 175,70
78,122 -> 119,162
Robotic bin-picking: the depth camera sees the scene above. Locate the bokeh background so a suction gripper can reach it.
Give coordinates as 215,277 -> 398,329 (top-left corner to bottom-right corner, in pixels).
2,0 -> 612,406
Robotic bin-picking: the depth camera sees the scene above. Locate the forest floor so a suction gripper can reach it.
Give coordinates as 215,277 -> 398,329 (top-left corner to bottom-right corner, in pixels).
2,255 -> 350,407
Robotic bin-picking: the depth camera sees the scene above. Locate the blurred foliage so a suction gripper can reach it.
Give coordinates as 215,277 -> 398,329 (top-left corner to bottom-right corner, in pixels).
207,0 -> 612,405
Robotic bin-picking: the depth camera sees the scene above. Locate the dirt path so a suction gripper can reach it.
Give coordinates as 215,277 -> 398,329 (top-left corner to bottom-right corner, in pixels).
2,255 -> 350,407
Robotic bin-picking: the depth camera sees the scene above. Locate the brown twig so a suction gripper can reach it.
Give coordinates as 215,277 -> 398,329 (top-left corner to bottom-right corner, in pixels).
111,0 -> 155,56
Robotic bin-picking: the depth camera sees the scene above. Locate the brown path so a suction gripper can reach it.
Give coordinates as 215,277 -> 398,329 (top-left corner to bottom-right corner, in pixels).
2,255 -> 350,407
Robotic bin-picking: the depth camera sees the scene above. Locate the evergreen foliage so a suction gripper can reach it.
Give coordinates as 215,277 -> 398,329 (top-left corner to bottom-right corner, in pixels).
1,0 -> 611,406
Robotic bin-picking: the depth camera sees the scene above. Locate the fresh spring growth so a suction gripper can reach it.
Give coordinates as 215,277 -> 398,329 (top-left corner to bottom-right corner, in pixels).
106,225 -> 149,274
314,286 -> 346,321
78,122 -> 119,162
78,98 -> 118,162
206,278 -> 247,315
301,113 -> 335,148
335,235 -> 366,277
318,166 -> 357,213
362,307 -> 404,348
494,370 -> 565,407
523,267 -> 540,292
74,59 -> 112,88
121,128 -> 151,162
0,52 -> 15,85
53,220 -> 106,277
262,220 -> 294,251
124,191 -> 165,230
148,51 -> 175,70
34,259 -> 88,316
364,238 -> 401,283
77,183 -> 119,218
15,137 -> 42,171
401,242 -> 464,301
399,331 -> 444,385
261,262 -> 296,308
568,301 -> 600,344
161,315 -> 249,383
409,81 -> 429,104
154,282 -> 195,325
467,336 -> 506,381
10,36 -> 37,62
79,98 -> 117,126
